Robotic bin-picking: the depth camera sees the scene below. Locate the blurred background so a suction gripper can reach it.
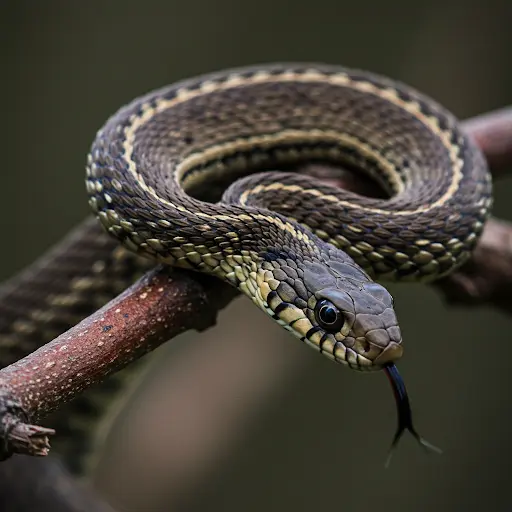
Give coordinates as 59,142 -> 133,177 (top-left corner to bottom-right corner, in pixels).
1,1 -> 512,511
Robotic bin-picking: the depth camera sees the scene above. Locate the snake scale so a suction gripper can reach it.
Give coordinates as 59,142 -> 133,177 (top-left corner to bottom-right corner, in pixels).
0,63 -> 492,473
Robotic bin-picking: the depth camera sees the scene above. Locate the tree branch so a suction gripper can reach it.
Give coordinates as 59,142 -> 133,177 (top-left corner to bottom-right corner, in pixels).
462,107 -> 512,178
435,108 -> 512,311
0,267 -> 236,459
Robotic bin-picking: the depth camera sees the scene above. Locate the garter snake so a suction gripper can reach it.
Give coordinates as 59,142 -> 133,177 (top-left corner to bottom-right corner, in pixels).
0,63 -> 493,471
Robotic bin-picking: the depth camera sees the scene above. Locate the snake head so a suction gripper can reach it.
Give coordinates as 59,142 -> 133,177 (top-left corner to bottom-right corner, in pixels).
305,258 -> 403,370
258,247 -> 403,371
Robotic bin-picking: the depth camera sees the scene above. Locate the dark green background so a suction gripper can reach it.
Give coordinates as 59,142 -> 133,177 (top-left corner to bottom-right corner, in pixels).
2,1 -> 512,511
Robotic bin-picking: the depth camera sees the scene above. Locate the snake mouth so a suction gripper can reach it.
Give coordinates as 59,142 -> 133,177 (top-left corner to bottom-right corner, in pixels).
334,326 -> 403,371
373,342 -> 404,366
329,340 -> 403,372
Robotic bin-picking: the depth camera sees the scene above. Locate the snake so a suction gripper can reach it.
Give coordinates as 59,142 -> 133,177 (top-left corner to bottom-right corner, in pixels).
0,63 -> 492,473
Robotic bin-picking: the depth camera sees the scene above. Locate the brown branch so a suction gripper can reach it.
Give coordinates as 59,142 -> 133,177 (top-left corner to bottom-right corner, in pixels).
0,396 -> 54,459
462,107 -> 512,178
434,217 -> 512,312
0,266 -> 235,459
434,108 -> 512,311
0,106 -> 510,460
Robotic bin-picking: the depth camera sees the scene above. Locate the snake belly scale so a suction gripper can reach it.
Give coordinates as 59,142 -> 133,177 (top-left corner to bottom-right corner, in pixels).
87,62 -> 491,372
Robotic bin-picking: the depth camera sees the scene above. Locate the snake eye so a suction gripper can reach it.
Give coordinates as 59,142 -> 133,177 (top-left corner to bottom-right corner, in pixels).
315,299 -> 345,332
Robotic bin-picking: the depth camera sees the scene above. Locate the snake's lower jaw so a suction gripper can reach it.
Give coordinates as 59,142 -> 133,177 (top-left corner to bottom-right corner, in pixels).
373,342 -> 404,366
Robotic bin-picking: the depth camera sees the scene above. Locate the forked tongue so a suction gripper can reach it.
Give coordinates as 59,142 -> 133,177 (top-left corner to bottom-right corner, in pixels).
383,363 -> 442,468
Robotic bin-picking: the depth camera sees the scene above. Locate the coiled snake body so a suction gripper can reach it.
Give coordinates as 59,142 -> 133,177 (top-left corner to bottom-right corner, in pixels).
0,63 -> 493,470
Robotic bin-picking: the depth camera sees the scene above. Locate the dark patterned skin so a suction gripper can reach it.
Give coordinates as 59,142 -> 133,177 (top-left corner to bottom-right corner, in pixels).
86,63 -> 491,370
0,63 -> 492,472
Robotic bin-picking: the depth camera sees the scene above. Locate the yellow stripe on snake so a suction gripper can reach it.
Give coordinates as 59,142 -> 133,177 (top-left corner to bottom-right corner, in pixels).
0,63 -> 492,473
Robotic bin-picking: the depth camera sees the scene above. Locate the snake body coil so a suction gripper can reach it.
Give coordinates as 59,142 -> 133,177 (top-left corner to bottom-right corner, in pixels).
0,63 -> 493,471
87,63 -> 491,371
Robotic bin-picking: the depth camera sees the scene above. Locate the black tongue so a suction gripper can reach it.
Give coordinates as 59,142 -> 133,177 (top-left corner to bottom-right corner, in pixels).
383,363 -> 442,468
